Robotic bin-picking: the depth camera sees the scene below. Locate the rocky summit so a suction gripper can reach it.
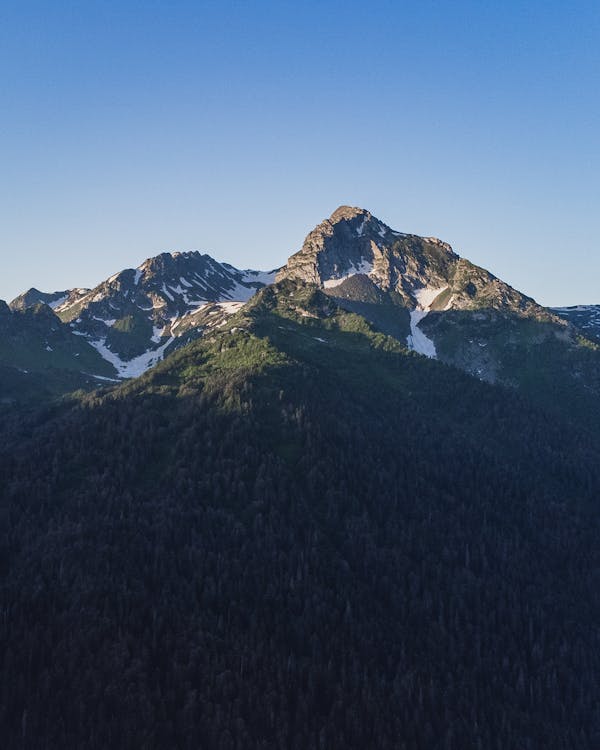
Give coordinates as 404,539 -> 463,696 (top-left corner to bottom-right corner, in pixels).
275,206 -> 592,391
278,205 -> 547,316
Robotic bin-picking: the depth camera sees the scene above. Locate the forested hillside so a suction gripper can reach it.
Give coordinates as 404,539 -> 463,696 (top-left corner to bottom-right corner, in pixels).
1,283 -> 600,748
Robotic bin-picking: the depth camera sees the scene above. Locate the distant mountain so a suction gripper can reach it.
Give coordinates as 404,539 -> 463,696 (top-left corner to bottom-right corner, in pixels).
9,252 -> 275,381
552,304 -> 600,340
9,287 -> 81,311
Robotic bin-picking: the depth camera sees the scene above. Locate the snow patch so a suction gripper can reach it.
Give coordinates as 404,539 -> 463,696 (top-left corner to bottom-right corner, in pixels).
92,316 -> 116,326
553,305 -> 598,312
151,326 -> 164,344
323,259 -> 374,289
55,288 -> 90,310
413,287 -> 446,311
48,295 -> 68,310
189,303 -> 209,314
161,284 -> 174,302
407,312 -> 437,358
217,301 -> 245,314
88,373 -> 121,383
221,279 -> 262,302
88,337 -> 175,379
406,286 -> 448,359
134,269 -> 143,285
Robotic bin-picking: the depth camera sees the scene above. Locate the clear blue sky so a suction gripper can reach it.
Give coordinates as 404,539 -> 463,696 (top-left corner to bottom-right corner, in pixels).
1,1 -> 598,305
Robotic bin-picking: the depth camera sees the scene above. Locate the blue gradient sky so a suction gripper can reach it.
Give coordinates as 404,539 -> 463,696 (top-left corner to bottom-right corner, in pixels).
1,1 -> 598,305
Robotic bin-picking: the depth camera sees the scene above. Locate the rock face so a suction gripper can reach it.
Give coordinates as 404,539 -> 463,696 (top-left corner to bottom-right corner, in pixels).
278,205 -> 549,318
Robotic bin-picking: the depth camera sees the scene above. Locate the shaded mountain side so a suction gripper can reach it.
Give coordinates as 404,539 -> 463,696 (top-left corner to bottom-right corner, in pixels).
552,304 -> 600,342
325,288 -> 600,428
0,363 -> 108,411
417,307 -> 600,428
1,282 -> 600,748
0,301 -> 118,407
322,273 -> 412,342
254,281 -> 600,434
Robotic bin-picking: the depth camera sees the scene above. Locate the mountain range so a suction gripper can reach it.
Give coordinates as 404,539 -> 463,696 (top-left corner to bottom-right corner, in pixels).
2,207 -> 600,748
2,253 -> 275,403
2,205 -> 598,416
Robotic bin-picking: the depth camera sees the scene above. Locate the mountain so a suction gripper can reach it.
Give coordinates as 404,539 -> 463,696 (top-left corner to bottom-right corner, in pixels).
278,204 -> 552,366
276,207 -> 600,426
552,304 -> 600,341
3,212 -> 600,746
1,279 -> 600,748
7,252 -> 275,385
278,205 -> 547,317
8,287 -> 82,311
4,207 -> 600,421
0,300 -> 119,408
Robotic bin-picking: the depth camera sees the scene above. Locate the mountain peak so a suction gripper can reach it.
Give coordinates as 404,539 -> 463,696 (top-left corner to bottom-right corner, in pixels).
329,205 -> 371,224
10,287 -> 72,312
277,206 -> 549,325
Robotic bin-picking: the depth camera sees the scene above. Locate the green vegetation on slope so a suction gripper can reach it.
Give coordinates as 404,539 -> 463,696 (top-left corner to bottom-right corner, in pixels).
105,312 -> 154,359
2,282 -> 600,748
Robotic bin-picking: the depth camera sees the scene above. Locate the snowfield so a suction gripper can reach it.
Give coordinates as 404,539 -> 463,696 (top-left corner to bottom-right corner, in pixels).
406,286 -> 448,359
88,337 -> 176,379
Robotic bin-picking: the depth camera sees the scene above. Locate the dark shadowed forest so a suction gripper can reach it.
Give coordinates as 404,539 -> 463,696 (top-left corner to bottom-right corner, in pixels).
1,299 -> 600,749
